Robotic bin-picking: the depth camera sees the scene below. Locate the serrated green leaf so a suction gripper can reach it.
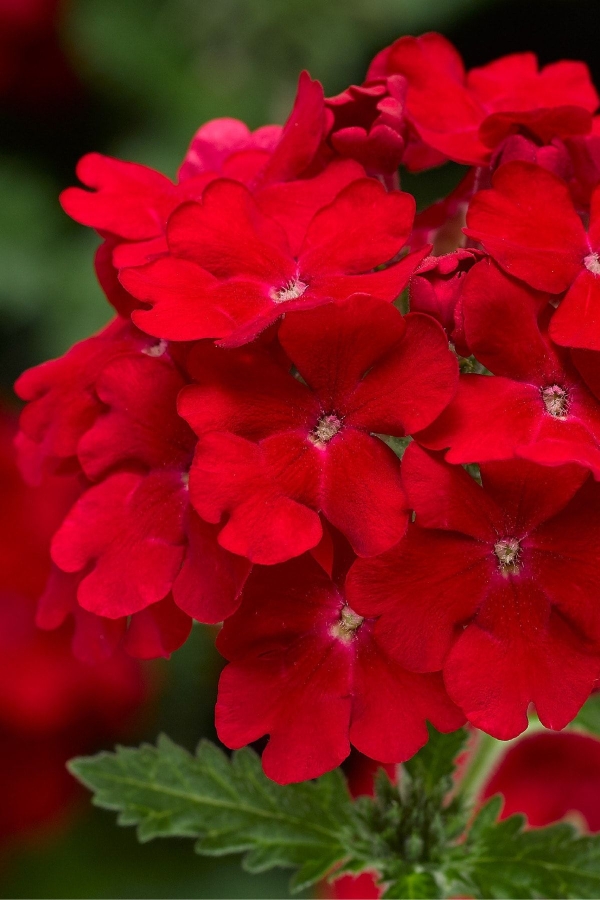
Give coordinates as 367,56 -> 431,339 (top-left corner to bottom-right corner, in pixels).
403,726 -> 468,796
69,735 -> 354,891
448,798 -> 600,899
383,871 -> 441,899
289,855 -> 344,893
72,729 -> 600,900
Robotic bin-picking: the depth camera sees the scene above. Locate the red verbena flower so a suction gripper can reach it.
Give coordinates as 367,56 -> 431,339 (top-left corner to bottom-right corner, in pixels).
59,72 -> 327,291
14,317 -> 150,484
18,32 -> 600,783
418,259 -> 600,474
465,160 -> 600,350
47,344 -> 250,629
16,318 -> 251,661
120,172 -> 423,346
178,296 -> 457,562
368,33 -> 598,167
216,554 -> 463,784
347,443 -> 600,740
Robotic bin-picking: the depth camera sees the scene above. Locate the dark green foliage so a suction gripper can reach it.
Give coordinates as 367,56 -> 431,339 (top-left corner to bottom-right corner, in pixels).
70,727 -> 600,898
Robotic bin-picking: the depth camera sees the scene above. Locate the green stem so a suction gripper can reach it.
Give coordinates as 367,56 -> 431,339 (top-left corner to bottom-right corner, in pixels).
457,719 -> 546,808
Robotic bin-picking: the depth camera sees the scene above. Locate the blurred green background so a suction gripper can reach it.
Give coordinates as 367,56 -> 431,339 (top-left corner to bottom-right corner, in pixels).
0,0 -> 598,896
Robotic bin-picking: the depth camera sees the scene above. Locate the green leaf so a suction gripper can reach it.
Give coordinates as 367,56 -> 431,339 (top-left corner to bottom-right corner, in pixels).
72,729 -> 600,899
403,725 -> 468,797
383,871 -> 441,899
69,735 -> 354,892
448,798 -> 600,899
348,729 -> 471,890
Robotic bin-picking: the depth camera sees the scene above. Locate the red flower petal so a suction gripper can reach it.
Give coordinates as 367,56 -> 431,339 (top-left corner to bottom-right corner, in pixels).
121,257 -> 232,341
179,341 -> 318,441
299,178 -> 415,275
465,161 -> 587,293
172,511 -> 251,623
78,353 -> 193,480
346,312 -> 458,435
347,527 -> 490,672
401,443 -> 499,539
258,71 -> 326,186
461,260 -> 562,382
444,579 -> 600,739
14,317 -> 148,483
278,295 -> 406,411
483,731 -> 600,830
528,479 -> 600,642
320,428 -> 408,557
51,471 -> 187,617
480,457 -> 588,533
418,375 -> 544,463
167,180 -> 294,282
122,596 -> 192,659
549,269 -> 600,350
60,153 -> 181,240
349,635 -> 464,762
256,159 -> 364,256
189,432 -> 322,565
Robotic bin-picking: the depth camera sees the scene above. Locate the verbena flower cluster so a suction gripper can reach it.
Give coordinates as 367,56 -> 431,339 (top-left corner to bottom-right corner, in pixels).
16,32 -> 600,783
0,410 -> 148,837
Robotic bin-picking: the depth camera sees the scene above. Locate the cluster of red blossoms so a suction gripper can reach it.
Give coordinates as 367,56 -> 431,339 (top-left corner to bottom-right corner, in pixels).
16,32 -> 600,783
0,409 -> 148,842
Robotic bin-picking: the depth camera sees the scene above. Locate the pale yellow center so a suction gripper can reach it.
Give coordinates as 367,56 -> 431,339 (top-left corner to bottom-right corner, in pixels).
584,253 -> 600,276
309,414 -> 343,448
494,538 -> 521,575
270,277 -> 308,304
331,606 -> 364,643
541,384 -> 568,419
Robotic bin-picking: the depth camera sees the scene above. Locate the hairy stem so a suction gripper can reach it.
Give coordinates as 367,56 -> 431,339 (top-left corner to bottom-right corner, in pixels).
457,719 -> 546,808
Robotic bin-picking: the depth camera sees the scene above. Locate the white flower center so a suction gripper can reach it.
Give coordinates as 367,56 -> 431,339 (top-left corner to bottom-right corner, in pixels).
309,414 -> 343,447
584,253 -> 600,276
331,606 -> 364,643
541,384 -> 568,419
270,277 -> 308,304
494,538 -> 521,575
142,339 -> 168,357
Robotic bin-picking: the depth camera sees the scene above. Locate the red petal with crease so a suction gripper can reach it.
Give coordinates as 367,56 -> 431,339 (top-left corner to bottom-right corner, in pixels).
346,313 -> 458,435
167,180 -> 293,281
123,597 -> 192,659
299,179 -> 415,275
465,161 -> 586,293
172,512 -> 251,623
401,443 -> 499,539
321,429 -> 408,557
122,257 -> 232,341
51,471 -> 187,618
347,527 -> 490,672
278,295 -> 406,410
549,270 -> 600,351
444,579 -> 600,739
179,341 -> 317,441
189,433 -> 322,565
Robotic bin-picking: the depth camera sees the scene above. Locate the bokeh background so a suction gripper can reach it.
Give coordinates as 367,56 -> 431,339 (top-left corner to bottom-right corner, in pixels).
0,0 -> 598,896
